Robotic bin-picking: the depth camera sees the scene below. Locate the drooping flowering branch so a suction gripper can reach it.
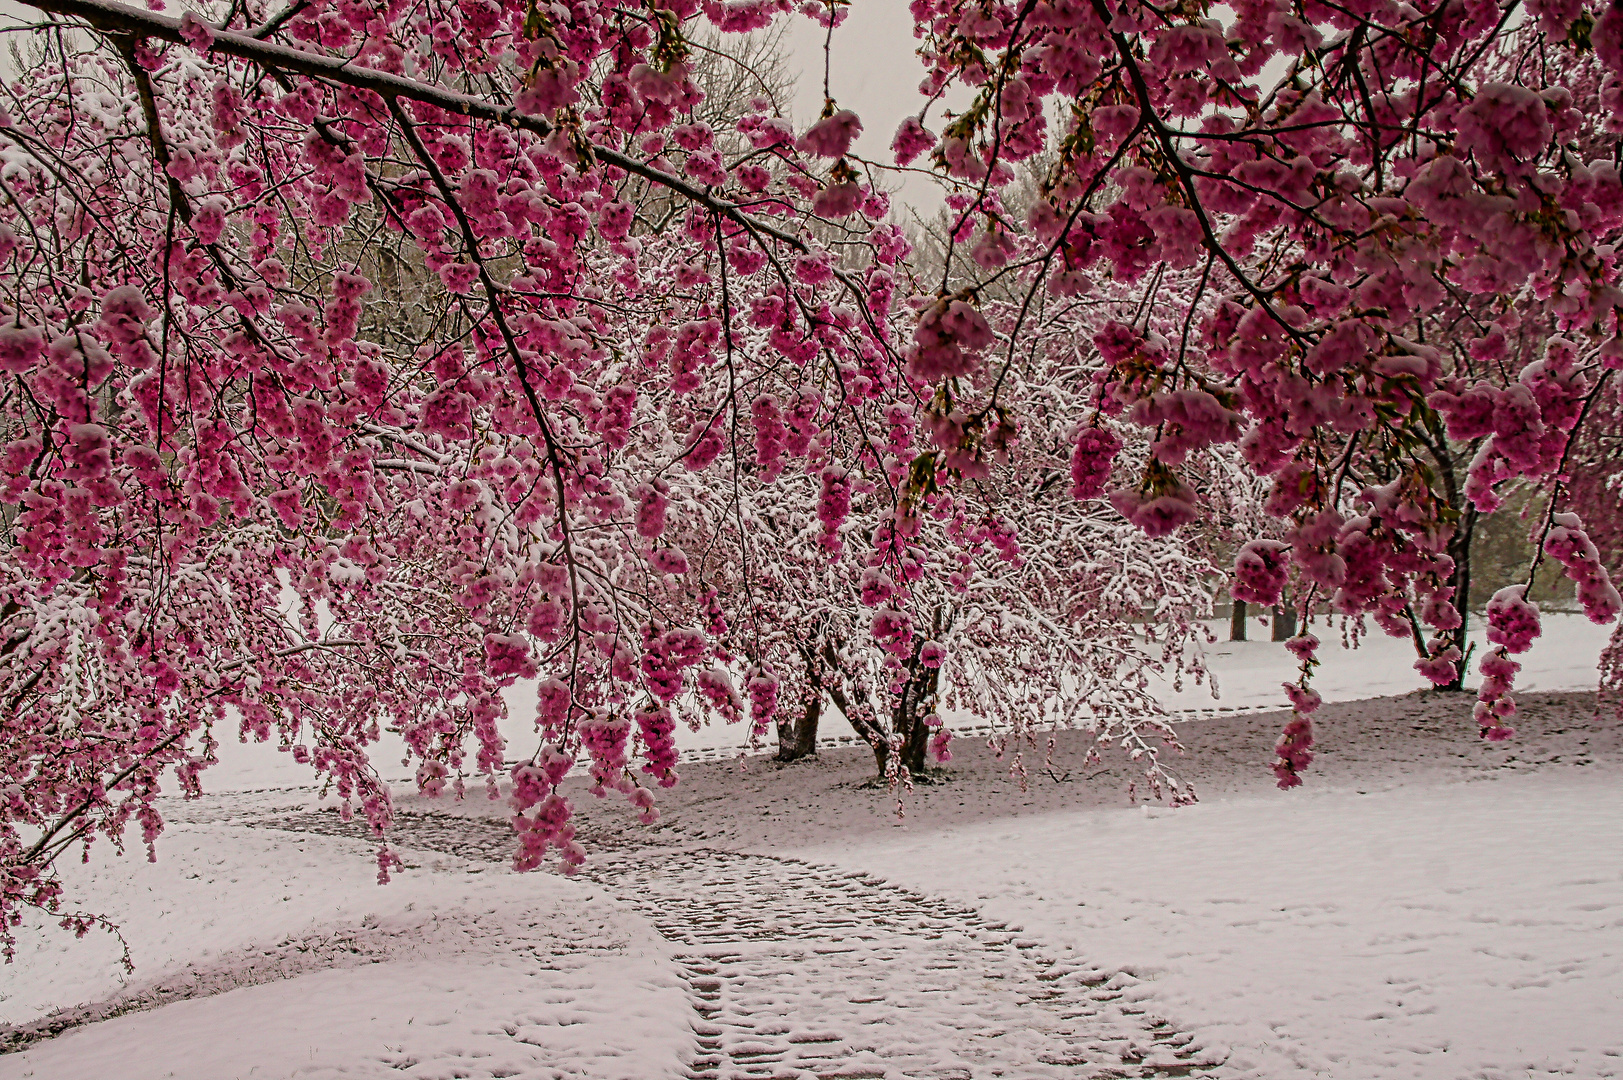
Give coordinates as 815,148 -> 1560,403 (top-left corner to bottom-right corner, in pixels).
0,0 -> 908,952
889,0 -> 1623,781
5,0 -> 1623,961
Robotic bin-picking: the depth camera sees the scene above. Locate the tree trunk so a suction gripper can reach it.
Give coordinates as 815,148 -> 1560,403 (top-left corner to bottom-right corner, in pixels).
854,647 -> 944,778
775,630 -> 829,762
898,668 -> 936,775
1230,599 -> 1247,641
1424,438 -> 1477,692
832,609 -> 951,780
775,692 -> 821,761
1440,503 -> 1478,691
880,636 -> 941,778
1271,601 -> 1297,641
826,679 -> 889,773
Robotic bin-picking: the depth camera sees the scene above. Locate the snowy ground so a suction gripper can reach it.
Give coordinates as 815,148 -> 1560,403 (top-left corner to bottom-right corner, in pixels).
1150,610 -> 1617,713
801,768 -> 1623,1080
0,826 -> 691,1079
3,634 -> 1622,1078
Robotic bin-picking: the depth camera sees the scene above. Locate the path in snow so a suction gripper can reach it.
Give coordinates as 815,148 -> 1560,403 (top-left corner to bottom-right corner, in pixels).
248,807 -> 1223,1080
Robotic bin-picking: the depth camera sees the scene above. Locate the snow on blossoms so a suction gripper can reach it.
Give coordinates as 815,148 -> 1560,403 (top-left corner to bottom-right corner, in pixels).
907,294 -> 996,383
0,0 -> 914,950
1273,634 -> 1320,789
1544,514 -> 1623,625
3,0 -> 1623,960
892,0 -> 1623,784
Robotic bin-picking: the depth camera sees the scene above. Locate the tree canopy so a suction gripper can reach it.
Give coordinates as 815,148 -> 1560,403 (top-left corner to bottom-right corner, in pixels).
2,0 -> 1621,956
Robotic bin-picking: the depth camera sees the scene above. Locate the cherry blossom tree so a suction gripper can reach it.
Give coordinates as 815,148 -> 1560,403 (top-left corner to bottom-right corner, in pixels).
4,0 -> 1623,960
611,227 -> 1221,800
854,255 -> 1226,792
0,0 -> 908,954
892,0 -> 1623,785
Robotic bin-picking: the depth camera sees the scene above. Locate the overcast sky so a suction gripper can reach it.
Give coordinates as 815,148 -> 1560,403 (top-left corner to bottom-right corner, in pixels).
783,1 -> 953,215
0,0 -> 950,209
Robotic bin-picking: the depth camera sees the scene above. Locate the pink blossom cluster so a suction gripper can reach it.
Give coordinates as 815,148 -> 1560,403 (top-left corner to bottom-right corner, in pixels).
1444,341 -> 1594,514
967,516 -> 1022,565
1274,623 -> 1324,786
906,295 -> 996,383
509,745 -> 583,873
1108,476 -> 1198,538
1068,425 -> 1121,500
578,710 -> 636,796
752,394 -> 789,482
636,704 -> 679,789
1284,634 -> 1319,664
870,607 -> 915,660
1544,513 -> 1623,624
639,622 -> 708,702
818,466 -> 853,556
1231,540 -> 1291,606
649,546 -> 690,576
798,110 -> 862,159
1133,389 -> 1242,466
1272,718 -> 1315,790
633,479 -> 670,539
1414,637 -> 1463,688
746,669 -> 780,738
1475,647 -> 1522,741
1485,585 -> 1542,653
892,116 -> 936,166
1282,682 -> 1322,715
696,667 -> 744,726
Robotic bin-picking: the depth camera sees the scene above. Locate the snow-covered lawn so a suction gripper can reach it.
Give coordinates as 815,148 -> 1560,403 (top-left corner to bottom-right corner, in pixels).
3,634 -> 1621,1079
0,828 -> 691,1080
1151,610 -> 1617,713
802,771 -> 1623,1079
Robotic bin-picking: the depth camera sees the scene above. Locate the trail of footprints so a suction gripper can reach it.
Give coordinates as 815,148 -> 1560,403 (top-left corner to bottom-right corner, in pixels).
254,809 -> 1220,1080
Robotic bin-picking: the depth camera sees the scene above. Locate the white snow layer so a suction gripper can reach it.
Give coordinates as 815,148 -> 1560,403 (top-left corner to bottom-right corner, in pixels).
0,826 -> 690,1079
3,633 -> 1622,1079
800,770 -> 1623,1079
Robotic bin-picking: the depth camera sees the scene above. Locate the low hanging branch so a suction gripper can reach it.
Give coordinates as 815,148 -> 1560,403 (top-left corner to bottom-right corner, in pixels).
1,0 -> 1621,965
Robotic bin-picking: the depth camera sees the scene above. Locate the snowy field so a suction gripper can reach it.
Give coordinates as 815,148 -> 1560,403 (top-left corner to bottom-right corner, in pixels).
2,622 -> 1621,1079
1149,610 -> 1617,713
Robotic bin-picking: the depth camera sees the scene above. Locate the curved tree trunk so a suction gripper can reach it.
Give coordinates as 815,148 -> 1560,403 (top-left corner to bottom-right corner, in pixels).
821,608 -> 951,779
840,647 -> 936,778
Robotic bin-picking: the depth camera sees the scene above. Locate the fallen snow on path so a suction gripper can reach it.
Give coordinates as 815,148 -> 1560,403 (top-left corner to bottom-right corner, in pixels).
799,770 -> 1623,1080
234,809 -> 1219,1078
